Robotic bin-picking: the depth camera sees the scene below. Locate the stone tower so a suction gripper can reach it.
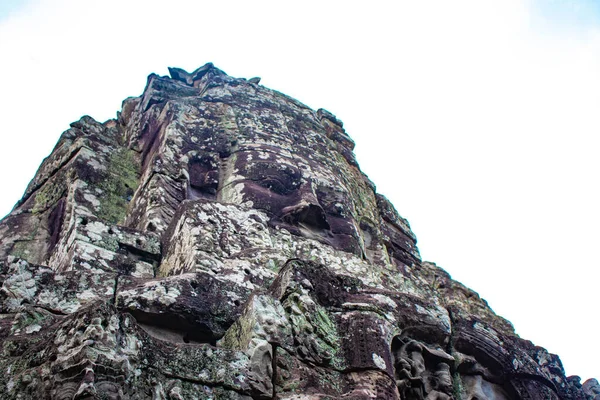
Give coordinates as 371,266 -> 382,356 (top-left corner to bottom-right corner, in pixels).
0,64 -> 596,399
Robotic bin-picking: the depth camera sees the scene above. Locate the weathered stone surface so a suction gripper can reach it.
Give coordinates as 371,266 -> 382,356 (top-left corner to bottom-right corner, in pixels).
0,63 -> 595,399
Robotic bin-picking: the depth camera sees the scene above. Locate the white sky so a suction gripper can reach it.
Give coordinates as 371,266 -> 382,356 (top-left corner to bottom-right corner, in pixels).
0,0 -> 598,381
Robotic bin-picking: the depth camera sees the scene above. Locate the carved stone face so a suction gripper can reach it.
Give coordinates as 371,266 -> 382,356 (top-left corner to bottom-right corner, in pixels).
392,338 -> 457,399
453,352 -> 516,400
410,350 -> 427,377
462,375 -> 510,400
433,363 -> 453,393
218,135 -> 362,255
0,64 -> 585,400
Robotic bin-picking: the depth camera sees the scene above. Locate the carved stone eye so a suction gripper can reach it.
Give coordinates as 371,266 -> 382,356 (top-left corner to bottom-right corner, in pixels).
256,177 -> 294,195
248,162 -> 302,196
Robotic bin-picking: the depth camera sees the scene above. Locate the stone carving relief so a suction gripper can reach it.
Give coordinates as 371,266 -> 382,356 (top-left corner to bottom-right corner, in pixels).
0,63 -> 595,399
454,354 -> 513,400
392,337 -> 454,400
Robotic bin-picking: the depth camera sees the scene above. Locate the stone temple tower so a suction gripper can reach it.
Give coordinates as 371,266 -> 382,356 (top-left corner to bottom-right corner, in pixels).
0,63 -> 597,399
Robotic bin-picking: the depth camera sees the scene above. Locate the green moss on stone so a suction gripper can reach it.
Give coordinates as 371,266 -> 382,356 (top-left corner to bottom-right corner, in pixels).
32,180 -> 66,214
219,305 -> 255,350
452,356 -> 464,399
97,149 -> 140,224
10,241 -> 31,260
313,306 -> 338,348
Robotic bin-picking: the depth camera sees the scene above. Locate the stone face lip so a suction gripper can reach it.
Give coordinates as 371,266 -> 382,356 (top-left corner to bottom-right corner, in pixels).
0,62 -> 594,399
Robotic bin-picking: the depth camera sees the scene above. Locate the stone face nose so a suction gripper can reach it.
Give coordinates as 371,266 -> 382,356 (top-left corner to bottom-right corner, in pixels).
279,180 -> 331,231
281,200 -> 330,231
295,203 -> 330,230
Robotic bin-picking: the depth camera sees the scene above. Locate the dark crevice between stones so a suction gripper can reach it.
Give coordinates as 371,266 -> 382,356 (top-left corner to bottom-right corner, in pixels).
46,197 -> 66,257
111,275 -> 119,306
271,343 -> 278,400
446,309 -> 455,356
140,119 -> 165,171
117,242 -> 161,271
446,308 -> 463,400
129,309 -> 217,346
33,304 -> 68,316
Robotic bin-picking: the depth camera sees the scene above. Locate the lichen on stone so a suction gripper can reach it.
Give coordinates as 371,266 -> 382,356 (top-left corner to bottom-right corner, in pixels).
0,63 -> 593,400
97,148 -> 140,224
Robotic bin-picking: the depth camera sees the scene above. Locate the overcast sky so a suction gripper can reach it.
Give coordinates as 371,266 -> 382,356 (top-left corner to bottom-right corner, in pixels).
0,0 -> 598,381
